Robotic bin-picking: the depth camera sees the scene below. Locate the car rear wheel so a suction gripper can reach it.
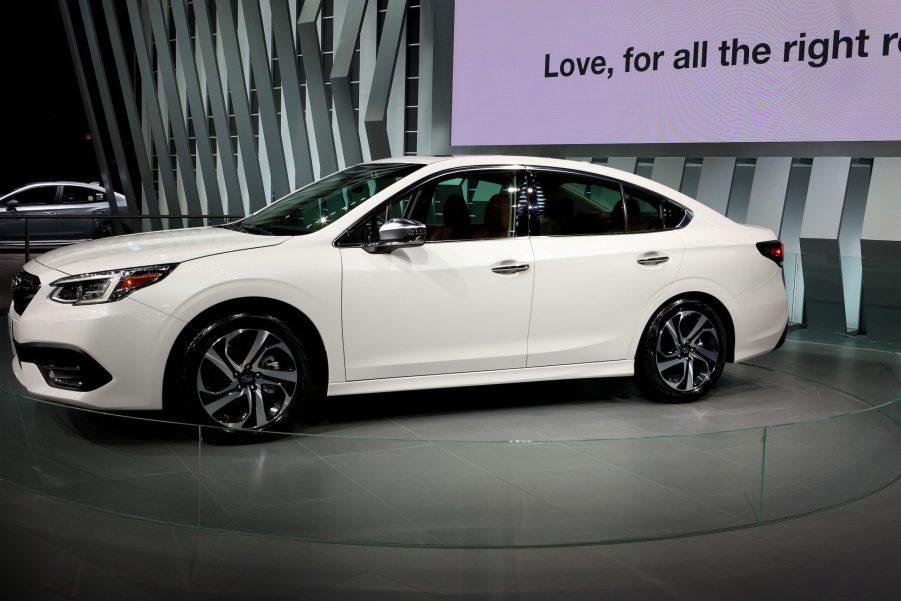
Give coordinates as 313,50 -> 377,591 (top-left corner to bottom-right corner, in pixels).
181,314 -> 310,434
634,298 -> 727,402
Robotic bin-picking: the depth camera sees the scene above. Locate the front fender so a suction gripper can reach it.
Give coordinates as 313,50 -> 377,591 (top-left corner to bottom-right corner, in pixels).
132,241 -> 345,383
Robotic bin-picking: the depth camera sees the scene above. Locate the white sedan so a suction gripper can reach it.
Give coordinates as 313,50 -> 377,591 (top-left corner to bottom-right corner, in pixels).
9,156 -> 788,431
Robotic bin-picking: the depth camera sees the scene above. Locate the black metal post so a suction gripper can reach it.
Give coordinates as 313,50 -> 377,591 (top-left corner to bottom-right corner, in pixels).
24,218 -> 30,262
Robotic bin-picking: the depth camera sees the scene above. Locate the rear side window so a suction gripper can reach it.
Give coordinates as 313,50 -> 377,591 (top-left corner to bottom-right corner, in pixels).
62,186 -> 104,204
530,170 -> 691,235
622,185 -> 689,231
530,171 -> 626,236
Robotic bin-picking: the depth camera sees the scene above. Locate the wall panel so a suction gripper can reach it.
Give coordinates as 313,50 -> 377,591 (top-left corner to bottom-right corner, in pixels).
799,157 -> 852,334
695,157 -> 735,215
860,157 -> 901,342
650,157 -> 685,190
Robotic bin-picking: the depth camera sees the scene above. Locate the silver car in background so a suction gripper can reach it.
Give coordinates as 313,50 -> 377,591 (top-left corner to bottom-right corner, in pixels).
0,181 -> 129,248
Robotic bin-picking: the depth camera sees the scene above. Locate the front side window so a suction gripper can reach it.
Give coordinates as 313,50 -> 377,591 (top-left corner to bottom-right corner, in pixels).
240,163 -> 423,236
343,169 -> 528,245
7,185 -> 58,207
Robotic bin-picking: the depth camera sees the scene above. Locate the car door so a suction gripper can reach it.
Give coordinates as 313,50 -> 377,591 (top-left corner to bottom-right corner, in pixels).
339,168 -> 535,381
57,185 -> 108,241
0,184 -> 60,245
526,169 -> 686,367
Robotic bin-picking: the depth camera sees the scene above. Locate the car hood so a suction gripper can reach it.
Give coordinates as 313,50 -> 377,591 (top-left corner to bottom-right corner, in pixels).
35,226 -> 287,275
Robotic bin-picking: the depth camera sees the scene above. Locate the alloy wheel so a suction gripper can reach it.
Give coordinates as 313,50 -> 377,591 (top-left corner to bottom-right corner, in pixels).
195,328 -> 300,429
654,309 -> 721,392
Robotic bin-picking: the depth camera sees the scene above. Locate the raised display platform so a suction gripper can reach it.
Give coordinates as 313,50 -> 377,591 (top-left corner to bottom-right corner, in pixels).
0,328 -> 898,548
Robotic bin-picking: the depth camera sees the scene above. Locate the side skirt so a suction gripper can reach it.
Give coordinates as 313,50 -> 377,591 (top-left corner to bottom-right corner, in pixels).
327,360 -> 634,396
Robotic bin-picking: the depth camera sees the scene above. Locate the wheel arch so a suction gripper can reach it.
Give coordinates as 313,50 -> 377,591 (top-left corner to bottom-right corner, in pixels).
634,291 -> 736,363
161,297 -> 330,413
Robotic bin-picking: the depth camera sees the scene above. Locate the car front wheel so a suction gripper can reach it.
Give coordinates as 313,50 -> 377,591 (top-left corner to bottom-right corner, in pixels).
634,299 -> 727,402
181,314 -> 310,433
93,222 -> 114,238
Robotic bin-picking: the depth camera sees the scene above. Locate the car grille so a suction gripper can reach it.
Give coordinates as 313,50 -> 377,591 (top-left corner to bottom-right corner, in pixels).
11,271 -> 40,315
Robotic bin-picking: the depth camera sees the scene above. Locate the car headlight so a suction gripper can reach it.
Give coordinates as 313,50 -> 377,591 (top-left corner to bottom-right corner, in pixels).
49,264 -> 177,305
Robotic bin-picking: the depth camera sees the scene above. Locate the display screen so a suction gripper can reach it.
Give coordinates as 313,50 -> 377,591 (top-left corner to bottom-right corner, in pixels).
451,0 -> 901,146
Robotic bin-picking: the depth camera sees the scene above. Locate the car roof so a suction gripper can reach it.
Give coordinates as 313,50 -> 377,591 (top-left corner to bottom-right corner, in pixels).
3,182 -> 108,192
367,156 -> 446,165
20,181 -> 105,187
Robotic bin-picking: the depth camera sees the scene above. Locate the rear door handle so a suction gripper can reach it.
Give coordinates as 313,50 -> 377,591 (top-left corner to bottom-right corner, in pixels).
491,263 -> 530,274
42,211 -> 57,215
637,255 -> 669,266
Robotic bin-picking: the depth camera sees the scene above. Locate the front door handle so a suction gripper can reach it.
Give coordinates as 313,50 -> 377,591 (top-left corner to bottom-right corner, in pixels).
491,263 -> 530,274
637,255 -> 669,266
42,211 -> 57,216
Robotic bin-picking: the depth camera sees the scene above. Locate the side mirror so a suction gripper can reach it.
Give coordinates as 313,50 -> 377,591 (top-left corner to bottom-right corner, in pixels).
6,199 -> 19,211
363,218 -> 427,254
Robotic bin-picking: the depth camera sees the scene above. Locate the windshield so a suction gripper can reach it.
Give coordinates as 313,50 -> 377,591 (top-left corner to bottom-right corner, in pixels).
239,163 -> 423,235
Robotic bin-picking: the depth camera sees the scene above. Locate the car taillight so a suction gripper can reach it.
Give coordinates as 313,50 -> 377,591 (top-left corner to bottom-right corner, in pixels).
756,240 -> 784,268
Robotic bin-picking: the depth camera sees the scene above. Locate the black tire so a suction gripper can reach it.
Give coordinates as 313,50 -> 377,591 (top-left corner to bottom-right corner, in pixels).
634,298 -> 728,403
180,313 -> 311,438
94,222 -> 114,239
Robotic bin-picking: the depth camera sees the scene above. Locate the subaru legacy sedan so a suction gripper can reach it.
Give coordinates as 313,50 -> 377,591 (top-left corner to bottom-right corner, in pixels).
9,156 -> 788,432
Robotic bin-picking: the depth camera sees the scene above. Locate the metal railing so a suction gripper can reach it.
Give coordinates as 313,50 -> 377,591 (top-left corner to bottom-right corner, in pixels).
0,213 -> 242,261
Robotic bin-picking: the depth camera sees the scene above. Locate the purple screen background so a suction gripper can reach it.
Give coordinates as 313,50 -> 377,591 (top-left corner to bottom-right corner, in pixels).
451,0 -> 901,146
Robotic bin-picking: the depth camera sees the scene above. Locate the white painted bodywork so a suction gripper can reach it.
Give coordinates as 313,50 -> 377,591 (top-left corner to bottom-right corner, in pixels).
9,156 -> 788,411
341,237 -> 535,380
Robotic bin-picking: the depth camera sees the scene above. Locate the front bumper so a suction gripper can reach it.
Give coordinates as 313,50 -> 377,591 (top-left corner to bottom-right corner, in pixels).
14,342 -> 113,391
9,274 -> 183,411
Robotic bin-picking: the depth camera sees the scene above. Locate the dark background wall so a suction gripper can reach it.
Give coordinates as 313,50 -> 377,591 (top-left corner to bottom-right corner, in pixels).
0,3 -> 96,193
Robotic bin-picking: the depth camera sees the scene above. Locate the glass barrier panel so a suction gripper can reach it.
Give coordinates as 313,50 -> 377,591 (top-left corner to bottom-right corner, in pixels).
783,250 -> 804,326
1,387 -> 899,547
554,429 -> 766,544
760,400 -> 901,523
196,427 -> 766,547
0,393 -> 201,528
